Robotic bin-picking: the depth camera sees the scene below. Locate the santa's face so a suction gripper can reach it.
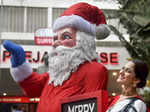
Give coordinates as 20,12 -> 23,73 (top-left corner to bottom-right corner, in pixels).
52,27 -> 77,48
48,27 -> 98,86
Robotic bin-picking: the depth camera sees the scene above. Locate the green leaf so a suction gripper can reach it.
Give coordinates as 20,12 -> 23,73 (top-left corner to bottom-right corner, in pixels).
133,15 -> 150,26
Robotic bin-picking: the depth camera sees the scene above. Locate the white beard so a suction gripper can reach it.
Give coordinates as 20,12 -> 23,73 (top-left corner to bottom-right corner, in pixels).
48,31 -> 99,86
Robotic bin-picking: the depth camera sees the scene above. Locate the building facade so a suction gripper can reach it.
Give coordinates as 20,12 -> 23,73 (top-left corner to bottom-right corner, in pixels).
0,0 -> 130,97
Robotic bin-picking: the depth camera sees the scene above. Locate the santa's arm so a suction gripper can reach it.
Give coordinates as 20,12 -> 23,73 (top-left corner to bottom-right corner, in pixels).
19,72 -> 49,97
3,40 -> 47,97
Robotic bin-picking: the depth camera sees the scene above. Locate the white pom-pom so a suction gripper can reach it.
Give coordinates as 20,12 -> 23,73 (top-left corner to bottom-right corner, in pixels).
95,24 -> 110,40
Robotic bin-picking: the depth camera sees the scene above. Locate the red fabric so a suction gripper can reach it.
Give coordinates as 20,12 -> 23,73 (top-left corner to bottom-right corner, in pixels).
61,2 -> 106,25
19,61 -> 108,112
19,72 -> 49,97
107,95 -> 120,109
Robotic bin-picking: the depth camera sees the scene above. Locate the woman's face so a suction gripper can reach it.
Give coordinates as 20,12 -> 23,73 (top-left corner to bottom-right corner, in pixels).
117,61 -> 139,87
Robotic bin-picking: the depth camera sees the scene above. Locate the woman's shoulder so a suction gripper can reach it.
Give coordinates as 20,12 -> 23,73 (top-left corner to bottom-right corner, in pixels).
133,98 -> 147,112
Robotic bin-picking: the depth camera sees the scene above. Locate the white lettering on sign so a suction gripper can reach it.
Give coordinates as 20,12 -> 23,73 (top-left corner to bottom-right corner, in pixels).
34,28 -> 53,45
68,103 -> 95,112
34,36 -> 53,45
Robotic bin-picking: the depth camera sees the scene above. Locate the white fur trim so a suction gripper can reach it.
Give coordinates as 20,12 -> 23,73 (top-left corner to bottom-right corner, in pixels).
95,24 -> 110,40
53,15 -> 95,36
10,62 -> 32,82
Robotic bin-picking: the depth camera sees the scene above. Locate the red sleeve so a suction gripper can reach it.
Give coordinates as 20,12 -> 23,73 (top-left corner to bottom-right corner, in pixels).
19,72 -> 49,97
107,95 -> 120,109
85,62 -> 108,91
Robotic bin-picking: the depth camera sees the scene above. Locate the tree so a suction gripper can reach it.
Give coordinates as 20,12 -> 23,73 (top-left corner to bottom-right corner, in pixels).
109,0 -> 150,68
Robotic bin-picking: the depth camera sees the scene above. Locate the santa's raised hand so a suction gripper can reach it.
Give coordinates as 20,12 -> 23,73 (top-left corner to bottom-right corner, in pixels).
2,40 -> 32,82
3,40 -> 26,67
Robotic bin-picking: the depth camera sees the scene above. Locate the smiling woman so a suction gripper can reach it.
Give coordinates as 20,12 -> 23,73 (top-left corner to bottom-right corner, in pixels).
117,61 -> 140,93
107,59 -> 149,112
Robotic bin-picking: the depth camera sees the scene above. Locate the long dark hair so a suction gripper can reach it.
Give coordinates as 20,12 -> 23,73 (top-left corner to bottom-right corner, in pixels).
132,59 -> 149,88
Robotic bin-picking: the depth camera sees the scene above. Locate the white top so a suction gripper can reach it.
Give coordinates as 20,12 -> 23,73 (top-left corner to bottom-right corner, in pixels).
106,98 -> 147,112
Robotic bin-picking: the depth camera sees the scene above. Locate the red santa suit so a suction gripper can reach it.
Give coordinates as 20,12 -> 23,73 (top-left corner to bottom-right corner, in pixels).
7,2 -> 110,112
19,61 -> 107,112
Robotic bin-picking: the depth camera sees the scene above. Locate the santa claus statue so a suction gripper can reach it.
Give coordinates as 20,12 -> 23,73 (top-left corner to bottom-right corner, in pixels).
3,2 -> 110,112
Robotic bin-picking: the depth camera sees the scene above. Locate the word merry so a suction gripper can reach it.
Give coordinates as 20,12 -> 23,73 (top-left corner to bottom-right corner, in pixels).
68,103 -> 95,112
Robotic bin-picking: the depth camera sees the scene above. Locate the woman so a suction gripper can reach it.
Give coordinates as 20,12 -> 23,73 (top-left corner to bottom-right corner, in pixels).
107,59 -> 149,112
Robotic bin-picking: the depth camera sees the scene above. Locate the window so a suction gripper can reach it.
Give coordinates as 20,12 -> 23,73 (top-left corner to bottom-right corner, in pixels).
52,8 -> 66,25
0,6 -> 48,33
0,6 -> 24,32
27,7 -> 48,32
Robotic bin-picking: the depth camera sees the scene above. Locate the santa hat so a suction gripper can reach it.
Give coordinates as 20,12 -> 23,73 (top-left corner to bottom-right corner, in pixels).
53,2 -> 110,39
